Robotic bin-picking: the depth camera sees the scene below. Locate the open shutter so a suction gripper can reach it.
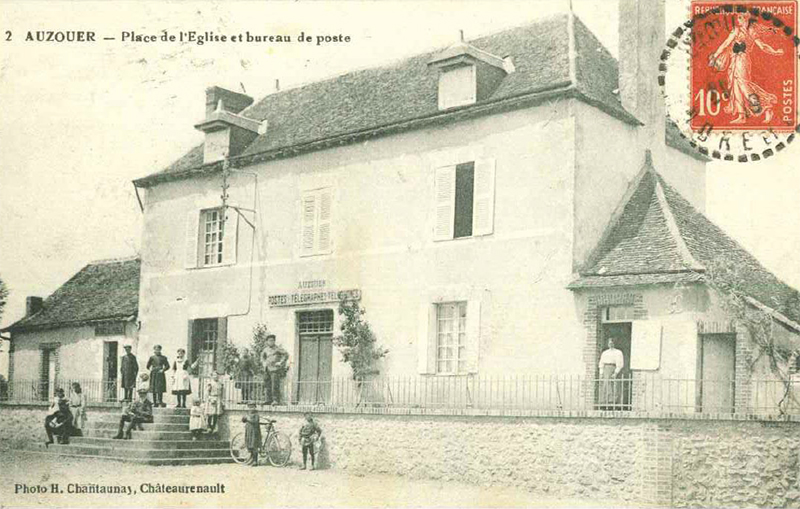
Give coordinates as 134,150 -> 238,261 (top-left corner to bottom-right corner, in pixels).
214,317 -> 228,375
187,320 -> 196,365
221,209 -> 239,265
184,211 -> 200,269
433,166 -> 456,241
417,303 -> 434,374
472,158 -> 496,236
301,193 -> 317,256
317,189 -> 332,254
465,300 -> 481,373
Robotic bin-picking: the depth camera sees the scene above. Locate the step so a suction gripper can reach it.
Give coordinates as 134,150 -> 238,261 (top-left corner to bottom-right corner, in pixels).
70,437 -> 229,450
25,448 -> 235,466
86,421 -> 189,431
29,442 -> 231,460
152,407 -> 190,415
91,413 -> 190,424
84,429 -> 195,441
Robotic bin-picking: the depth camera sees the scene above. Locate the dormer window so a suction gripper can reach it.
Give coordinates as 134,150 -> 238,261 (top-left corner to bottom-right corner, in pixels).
428,37 -> 511,112
438,64 -> 476,110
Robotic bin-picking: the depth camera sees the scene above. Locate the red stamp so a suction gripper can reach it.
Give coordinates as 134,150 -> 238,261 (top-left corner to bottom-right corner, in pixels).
690,1 -> 797,132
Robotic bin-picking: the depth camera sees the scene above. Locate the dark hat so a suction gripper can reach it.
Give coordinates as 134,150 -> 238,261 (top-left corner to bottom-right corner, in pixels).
123,345 -> 132,349
137,388 -> 148,394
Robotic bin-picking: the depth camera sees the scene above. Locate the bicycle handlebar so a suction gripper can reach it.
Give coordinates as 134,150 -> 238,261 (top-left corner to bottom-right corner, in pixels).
259,420 -> 277,425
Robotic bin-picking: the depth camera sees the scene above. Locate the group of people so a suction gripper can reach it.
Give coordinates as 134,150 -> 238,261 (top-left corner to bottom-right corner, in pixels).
120,344 -> 203,408
241,405 -> 323,470
42,383 -> 86,446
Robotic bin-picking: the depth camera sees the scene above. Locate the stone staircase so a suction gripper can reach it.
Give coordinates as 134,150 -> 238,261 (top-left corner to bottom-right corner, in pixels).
28,407 -> 234,465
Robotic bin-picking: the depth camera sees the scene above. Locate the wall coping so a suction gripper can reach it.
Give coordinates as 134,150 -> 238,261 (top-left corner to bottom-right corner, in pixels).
0,401 -> 122,410
218,403 -> 800,424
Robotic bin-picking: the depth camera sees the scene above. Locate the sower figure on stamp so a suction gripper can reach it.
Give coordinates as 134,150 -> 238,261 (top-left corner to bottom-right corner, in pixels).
120,344 -> 139,403
114,388 -> 153,439
708,12 -> 784,124
260,334 -> 289,406
146,344 -> 170,408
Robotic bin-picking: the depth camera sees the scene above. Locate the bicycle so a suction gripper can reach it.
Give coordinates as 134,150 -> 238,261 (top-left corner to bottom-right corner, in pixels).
230,419 -> 292,467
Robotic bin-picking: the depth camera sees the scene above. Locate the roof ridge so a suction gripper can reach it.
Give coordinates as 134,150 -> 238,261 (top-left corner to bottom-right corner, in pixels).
653,180 -> 705,272
88,256 -> 141,266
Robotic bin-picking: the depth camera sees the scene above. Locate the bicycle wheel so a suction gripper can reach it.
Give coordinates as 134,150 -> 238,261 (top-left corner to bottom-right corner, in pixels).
229,432 -> 252,465
265,431 -> 292,467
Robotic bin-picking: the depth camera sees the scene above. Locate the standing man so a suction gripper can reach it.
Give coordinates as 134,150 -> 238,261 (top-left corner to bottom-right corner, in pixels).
120,344 -> 139,402
260,334 -> 289,405
146,344 -> 170,408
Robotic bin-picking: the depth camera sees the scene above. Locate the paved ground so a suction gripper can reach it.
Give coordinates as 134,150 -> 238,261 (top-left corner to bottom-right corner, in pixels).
0,448 -> 633,508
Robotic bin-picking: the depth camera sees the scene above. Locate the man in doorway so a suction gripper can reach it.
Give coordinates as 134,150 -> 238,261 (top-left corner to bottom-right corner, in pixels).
120,344 -> 139,402
260,334 -> 289,405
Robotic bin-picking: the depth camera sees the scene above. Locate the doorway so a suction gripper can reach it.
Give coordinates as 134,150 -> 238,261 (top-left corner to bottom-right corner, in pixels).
599,306 -> 634,410
296,310 -> 334,404
103,341 -> 119,401
40,347 -> 57,401
699,333 -> 735,413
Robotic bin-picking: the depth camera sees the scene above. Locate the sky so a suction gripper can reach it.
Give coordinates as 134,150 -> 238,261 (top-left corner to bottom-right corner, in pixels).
1,0 -> 799,365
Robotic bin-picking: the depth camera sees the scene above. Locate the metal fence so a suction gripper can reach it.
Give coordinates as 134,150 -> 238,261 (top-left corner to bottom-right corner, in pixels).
4,374 -> 800,416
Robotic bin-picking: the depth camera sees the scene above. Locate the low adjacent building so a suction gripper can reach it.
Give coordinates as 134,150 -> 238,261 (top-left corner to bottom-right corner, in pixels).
1,257 -> 140,402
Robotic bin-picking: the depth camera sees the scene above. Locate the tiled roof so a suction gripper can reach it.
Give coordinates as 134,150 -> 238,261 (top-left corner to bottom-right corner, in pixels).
134,15 -> 701,188
569,168 -> 800,327
3,258 -> 140,333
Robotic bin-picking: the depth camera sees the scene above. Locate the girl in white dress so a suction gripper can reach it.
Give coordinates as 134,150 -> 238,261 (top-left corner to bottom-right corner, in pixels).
171,349 -> 198,408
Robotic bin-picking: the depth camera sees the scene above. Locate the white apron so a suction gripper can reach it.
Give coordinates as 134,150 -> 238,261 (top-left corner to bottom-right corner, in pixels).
171,360 -> 192,394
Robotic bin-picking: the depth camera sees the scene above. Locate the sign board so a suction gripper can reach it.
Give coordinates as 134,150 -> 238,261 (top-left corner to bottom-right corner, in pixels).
268,289 -> 361,307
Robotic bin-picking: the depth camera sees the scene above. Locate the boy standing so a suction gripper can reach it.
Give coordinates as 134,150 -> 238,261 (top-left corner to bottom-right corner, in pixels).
298,413 -> 322,470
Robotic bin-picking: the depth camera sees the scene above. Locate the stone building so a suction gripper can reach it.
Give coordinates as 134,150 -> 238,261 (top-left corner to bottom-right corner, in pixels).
1,258 -> 140,401
131,1 -> 799,411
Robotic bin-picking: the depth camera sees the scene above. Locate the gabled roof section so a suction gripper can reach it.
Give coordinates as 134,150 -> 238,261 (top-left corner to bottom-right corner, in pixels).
569,163 -> 800,328
135,14 -> 682,188
3,258 -> 141,333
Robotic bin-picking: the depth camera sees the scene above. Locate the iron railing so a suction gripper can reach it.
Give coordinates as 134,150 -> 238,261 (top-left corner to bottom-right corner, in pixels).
4,374 -> 800,417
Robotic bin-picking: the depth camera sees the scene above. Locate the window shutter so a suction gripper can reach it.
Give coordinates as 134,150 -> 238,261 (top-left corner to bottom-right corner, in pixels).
221,209 -> 239,265
184,211 -> 200,269
317,189 -> 332,254
301,193 -> 317,256
630,321 -> 663,370
215,317 -> 228,375
417,303 -> 434,374
187,320 -> 195,365
472,158 -> 496,236
465,300 -> 481,373
433,166 -> 456,241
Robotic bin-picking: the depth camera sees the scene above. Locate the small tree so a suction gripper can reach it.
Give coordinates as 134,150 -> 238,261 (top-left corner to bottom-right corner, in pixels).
217,324 -> 272,402
0,275 -> 8,323
333,300 -> 388,380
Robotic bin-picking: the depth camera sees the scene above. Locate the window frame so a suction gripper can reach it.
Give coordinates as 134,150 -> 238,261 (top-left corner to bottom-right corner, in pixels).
201,208 -> 225,268
434,301 -> 468,375
438,64 -> 477,110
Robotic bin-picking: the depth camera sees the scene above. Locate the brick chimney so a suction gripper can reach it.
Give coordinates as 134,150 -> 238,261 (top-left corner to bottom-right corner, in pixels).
618,0 -> 666,168
26,296 -> 43,317
195,86 -> 265,164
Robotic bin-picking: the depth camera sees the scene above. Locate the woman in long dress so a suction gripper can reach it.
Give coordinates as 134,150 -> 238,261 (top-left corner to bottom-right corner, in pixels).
598,338 -> 624,410
708,13 -> 784,124
170,348 -> 198,408
68,382 -> 87,436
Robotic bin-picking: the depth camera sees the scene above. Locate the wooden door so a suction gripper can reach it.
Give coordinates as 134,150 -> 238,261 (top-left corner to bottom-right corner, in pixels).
103,341 -> 119,401
297,334 -> 333,404
700,334 -> 735,413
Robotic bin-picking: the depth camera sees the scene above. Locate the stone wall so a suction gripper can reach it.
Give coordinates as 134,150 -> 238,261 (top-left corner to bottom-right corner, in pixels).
0,404 -> 118,449
222,409 -> 800,507
3,403 -> 800,507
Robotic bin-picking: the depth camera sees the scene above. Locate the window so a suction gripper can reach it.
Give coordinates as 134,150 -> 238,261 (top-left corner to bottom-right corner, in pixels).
190,318 -> 226,378
435,302 -> 468,374
434,158 -> 495,241
203,209 -> 224,266
300,188 -> 333,257
298,310 -> 334,334
601,306 -> 635,323
184,207 -> 238,269
438,65 -> 476,110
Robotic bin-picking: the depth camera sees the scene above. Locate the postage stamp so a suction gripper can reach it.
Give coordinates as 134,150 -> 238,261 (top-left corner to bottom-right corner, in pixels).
660,0 -> 799,161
